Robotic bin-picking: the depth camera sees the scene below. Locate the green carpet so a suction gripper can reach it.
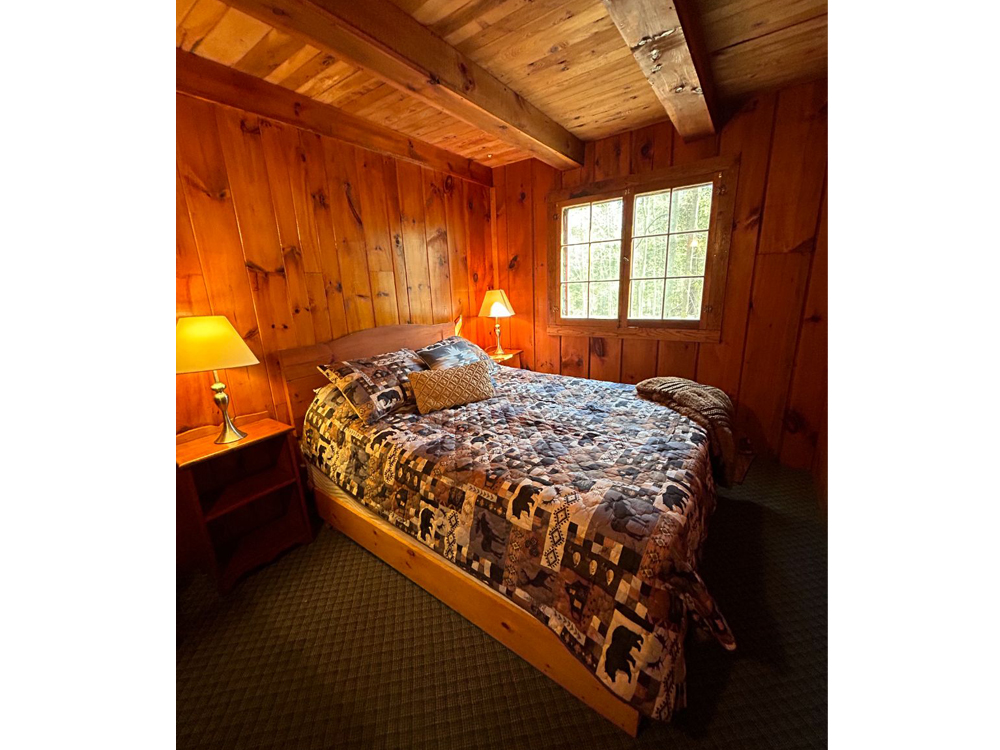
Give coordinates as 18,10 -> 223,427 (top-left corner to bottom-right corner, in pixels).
177,460 -> 827,748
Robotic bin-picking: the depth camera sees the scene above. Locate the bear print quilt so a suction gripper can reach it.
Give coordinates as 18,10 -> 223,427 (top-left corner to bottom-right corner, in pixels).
300,366 -> 735,721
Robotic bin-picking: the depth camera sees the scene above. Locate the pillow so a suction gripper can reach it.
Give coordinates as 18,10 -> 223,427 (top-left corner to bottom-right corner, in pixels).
409,360 -> 496,414
415,335 -> 499,372
318,349 -> 427,424
309,383 -> 358,424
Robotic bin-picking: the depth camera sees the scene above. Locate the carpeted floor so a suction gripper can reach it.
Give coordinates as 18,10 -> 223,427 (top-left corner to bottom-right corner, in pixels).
177,460 -> 827,749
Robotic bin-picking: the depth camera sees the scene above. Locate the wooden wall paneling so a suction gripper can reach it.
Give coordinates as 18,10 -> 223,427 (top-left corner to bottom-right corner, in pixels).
560,336 -> 590,379
492,166 -> 511,350
296,130 -> 349,341
215,107 -> 300,424
258,119 -> 317,347
176,94 -> 273,429
531,160 -> 560,373
443,175 -> 473,322
395,161 -> 434,324
780,190 -> 827,468
421,169 -> 454,324
380,155 -> 413,324
354,148 -> 402,326
502,159 -> 536,369
588,134 -> 631,382
736,253 -> 812,455
322,140 -> 377,331
757,81 -> 828,255
465,181 -> 493,344
696,93 -> 778,401
176,167 -> 218,433
559,141 -> 596,190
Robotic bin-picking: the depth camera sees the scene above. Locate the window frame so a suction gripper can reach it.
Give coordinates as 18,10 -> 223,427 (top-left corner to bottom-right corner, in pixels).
546,155 -> 739,343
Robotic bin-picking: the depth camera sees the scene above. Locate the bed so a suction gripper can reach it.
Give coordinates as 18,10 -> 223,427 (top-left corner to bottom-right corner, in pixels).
277,323 -> 734,736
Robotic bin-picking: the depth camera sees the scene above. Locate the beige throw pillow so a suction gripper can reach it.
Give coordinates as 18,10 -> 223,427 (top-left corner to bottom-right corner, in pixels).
409,360 -> 495,414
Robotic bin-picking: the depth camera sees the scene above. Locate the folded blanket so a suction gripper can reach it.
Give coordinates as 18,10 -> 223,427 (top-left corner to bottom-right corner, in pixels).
636,377 -> 737,487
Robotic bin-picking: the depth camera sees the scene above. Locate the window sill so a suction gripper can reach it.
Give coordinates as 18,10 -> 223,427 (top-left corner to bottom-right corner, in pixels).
546,324 -> 721,343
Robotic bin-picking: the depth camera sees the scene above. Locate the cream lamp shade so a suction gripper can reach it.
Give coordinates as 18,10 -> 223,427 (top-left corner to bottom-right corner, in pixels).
176,316 -> 259,374
478,289 -> 515,319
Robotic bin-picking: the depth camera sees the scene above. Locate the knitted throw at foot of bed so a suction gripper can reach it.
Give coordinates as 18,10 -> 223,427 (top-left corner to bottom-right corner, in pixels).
636,377 -> 737,487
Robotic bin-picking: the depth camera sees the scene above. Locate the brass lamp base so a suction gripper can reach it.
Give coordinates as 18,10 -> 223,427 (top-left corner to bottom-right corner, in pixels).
211,372 -> 247,444
493,318 -> 504,356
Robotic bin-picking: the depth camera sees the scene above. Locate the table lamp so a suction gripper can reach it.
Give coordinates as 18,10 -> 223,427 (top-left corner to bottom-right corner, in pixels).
176,316 -> 260,444
478,289 -> 515,355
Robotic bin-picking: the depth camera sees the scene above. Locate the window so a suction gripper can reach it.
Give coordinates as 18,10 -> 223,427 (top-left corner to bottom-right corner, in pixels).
547,157 -> 737,342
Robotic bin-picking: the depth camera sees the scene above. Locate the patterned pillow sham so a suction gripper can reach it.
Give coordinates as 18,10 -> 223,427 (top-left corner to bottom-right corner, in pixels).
409,359 -> 496,414
310,383 -> 358,424
414,335 -> 499,372
318,349 -> 427,424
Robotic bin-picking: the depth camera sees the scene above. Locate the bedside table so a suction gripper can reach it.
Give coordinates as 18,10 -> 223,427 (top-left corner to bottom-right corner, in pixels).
176,418 -> 312,592
489,349 -> 523,368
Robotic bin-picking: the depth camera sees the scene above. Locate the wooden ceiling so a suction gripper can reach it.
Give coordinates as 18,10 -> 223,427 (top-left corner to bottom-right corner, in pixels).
176,0 -> 827,168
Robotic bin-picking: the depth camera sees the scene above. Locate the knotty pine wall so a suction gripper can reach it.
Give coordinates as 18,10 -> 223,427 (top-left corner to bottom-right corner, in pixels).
176,93 -> 493,433
483,80 -> 827,477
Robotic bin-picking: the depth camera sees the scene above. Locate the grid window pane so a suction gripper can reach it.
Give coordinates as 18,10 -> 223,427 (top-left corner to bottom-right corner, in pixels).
590,241 -> 621,281
562,282 -> 587,318
634,190 -> 671,236
563,244 -> 589,282
666,232 -> 708,277
670,183 -> 713,233
631,236 -> 667,279
588,281 -> 619,319
562,204 -> 590,245
590,199 -> 623,241
663,278 -> 704,320
629,278 -> 664,319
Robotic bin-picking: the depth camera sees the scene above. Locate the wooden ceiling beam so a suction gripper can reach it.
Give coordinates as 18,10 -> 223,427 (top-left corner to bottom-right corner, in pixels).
601,0 -> 718,140
176,49 -> 493,187
221,0 -> 585,169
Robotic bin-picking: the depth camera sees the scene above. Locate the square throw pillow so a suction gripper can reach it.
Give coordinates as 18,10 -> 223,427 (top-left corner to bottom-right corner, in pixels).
309,383 -> 358,425
414,335 -> 499,372
409,359 -> 496,414
318,349 -> 427,424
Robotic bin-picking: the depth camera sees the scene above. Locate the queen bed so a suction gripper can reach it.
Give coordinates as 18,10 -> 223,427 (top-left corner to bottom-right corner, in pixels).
277,323 -> 734,736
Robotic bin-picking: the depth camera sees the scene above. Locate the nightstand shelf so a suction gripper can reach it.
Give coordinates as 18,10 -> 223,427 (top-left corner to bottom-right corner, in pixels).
177,418 -> 311,592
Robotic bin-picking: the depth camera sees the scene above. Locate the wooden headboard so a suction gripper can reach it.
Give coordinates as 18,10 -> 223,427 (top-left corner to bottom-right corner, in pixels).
276,322 -> 456,432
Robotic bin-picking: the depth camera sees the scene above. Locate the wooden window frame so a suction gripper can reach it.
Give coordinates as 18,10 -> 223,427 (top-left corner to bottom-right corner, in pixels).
546,156 -> 739,343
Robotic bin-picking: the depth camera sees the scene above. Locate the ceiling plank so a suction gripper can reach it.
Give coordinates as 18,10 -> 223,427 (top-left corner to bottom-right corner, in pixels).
601,0 -> 717,140
176,49 -> 493,186
221,0 -> 585,168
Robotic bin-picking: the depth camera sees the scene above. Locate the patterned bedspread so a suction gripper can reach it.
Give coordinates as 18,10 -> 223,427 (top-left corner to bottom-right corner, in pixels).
301,367 -> 734,721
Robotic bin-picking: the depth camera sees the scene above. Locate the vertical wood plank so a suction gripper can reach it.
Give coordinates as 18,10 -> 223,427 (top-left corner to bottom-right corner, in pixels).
780,191 -> 827,468
560,336 -> 590,379
443,175 -> 473,322
381,155 -> 412,324
696,93 -> 778,400
354,148 -> 401,326
466,181 -> 494,346
492,165 -> 510,351
422,169 -> 454,324
736,253 -> 812,455
531,160 -> 560,373
757,81 -> 828,255
396,161 -> 433,324
503,159 -> 535,368
297,130 -> 349,340
620,340 -> 657,384
323,140 -> 376,332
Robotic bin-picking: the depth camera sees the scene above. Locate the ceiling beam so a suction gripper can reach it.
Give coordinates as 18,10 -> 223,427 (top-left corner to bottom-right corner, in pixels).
601,0 -> 717,140
176,49 -> 493,187
222,0 -> 585,169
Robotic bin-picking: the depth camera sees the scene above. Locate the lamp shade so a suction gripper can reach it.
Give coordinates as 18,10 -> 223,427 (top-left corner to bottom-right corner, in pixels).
478,289 -> 515,318
176,316 -> 259,374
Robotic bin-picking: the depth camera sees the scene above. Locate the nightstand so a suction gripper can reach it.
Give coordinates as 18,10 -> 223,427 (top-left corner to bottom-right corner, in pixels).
176,418 -> 312,592
489,349 -> 523,368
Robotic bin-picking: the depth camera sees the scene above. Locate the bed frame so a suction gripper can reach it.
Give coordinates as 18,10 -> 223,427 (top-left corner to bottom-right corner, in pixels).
276,323 -> 642,737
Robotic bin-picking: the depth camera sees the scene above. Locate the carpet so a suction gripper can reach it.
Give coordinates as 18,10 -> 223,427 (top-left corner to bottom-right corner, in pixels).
177,459 -> 827,749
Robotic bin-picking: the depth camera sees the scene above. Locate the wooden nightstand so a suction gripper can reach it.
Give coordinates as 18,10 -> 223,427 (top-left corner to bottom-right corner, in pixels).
489,349 -> 523,368
176,418 -> 312,592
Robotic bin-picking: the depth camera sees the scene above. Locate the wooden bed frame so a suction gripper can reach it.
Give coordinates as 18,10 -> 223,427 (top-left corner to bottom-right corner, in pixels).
276,323 -> 642,737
